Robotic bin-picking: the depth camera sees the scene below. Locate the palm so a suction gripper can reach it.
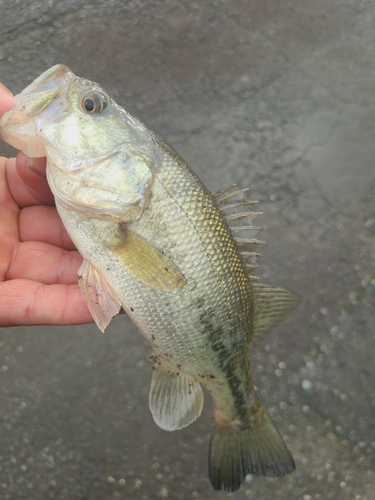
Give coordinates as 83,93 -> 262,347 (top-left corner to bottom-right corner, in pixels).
0,154 -> 93,326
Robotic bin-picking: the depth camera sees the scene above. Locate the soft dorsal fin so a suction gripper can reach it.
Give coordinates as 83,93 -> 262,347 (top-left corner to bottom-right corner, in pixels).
149,362 -> 204,431
77,260 -> 121,332
107,229 -> 187,291
250,283 -> 301,344
212,185 -> 264,280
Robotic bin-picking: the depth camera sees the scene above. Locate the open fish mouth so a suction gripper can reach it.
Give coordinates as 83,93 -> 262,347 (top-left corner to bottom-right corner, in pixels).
21,64 -> 72,94
14,64 -> 73,117
2,64 -> 72,121
0,65 -> 74,156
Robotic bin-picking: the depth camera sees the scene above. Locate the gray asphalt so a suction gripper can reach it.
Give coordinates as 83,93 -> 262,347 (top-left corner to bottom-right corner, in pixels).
1,1 -> 375,499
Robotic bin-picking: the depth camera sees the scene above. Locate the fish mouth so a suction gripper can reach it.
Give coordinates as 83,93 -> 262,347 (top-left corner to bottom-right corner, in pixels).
15,64 -> 74,117
0,64 -> 74,156
23,64 -> 73,92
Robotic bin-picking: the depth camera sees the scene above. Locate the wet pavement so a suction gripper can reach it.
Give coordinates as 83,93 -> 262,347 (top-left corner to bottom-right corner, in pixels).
1,1 -> 375,499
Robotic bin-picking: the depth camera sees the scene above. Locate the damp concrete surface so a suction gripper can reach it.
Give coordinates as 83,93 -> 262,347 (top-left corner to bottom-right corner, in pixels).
0,1 -> 374,499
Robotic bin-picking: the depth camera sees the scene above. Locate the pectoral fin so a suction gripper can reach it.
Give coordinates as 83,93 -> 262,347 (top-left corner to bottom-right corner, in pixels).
149,364 -> 204,431
251,283 -> 301,344
107,229 -> 187,291
77,260 -> 121,332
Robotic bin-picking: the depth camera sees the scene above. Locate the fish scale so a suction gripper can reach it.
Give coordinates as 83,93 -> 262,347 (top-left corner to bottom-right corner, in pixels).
131,154 -> 253,375
0,64 -> 301,492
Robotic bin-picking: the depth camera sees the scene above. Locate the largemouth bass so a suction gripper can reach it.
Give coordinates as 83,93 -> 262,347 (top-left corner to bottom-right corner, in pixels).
0,65 -> 300,492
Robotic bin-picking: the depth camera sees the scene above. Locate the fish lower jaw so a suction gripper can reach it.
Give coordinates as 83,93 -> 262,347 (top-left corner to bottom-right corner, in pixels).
0,118 -> 46,157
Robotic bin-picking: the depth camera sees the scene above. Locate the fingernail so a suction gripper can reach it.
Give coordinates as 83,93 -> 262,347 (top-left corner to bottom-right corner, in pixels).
19,152 -> 47,176
26,157 -> 42,174
17,151 -> 36,171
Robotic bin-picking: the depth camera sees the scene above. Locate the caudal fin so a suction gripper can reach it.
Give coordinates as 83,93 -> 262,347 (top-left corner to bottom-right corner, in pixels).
208,403 -> 295,491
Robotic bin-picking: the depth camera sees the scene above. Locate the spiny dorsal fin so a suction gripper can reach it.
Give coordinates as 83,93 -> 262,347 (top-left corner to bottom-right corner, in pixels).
250,283 -> 302,344
212,185 -> 264,280
149,362 -> 204,431
107,229 -> 187,291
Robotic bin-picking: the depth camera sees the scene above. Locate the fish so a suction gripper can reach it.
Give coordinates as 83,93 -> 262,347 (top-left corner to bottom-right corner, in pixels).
0,65 -> 301,492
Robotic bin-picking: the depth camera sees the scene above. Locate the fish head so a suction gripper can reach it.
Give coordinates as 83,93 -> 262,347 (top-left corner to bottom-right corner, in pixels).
0,64 -> 142,159
0,64 -> 156,219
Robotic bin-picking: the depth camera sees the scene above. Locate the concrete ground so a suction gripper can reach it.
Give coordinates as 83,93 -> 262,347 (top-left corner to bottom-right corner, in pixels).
1,1 -> 375,499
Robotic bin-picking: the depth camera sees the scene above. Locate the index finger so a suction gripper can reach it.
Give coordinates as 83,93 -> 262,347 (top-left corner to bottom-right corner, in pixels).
7,156 -> 54,208
16,153 -> 54,205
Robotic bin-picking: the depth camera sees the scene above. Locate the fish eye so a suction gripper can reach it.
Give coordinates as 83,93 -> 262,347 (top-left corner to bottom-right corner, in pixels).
81,92 -> 108,114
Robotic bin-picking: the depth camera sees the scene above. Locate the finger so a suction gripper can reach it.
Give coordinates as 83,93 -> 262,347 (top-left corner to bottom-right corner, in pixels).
17,151 -> 47,178
0,83 -> 14,115
15,153 -> 54,205
0,280 -> 93,326
6,241 -> 82,285
0,157 -> 19,280
19,205 -> 76,250
6,156 -> 54,208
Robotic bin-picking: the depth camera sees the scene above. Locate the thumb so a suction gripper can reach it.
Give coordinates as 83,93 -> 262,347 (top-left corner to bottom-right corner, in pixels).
0,83 -> 14,116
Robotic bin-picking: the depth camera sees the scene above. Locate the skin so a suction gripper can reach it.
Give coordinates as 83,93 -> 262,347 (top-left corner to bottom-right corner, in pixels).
0,82 -> 93,327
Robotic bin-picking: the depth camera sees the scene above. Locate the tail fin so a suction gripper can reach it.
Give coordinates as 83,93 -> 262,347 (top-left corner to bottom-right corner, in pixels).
208,403 -> 295,491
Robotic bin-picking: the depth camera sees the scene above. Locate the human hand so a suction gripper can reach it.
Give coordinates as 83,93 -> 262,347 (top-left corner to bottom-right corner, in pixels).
0,83 -> 93,327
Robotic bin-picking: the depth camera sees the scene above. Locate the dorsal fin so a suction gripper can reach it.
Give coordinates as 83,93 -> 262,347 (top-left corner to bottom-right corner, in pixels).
212,185 -> 264,280
250,283 -> 302,344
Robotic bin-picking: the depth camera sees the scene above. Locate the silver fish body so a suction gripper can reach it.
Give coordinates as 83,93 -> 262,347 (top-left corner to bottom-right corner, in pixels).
0,65 -> 300,491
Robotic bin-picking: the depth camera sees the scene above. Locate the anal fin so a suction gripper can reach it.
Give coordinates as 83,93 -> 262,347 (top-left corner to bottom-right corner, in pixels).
149,364 -> 204,431
77,260 -> 121,332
